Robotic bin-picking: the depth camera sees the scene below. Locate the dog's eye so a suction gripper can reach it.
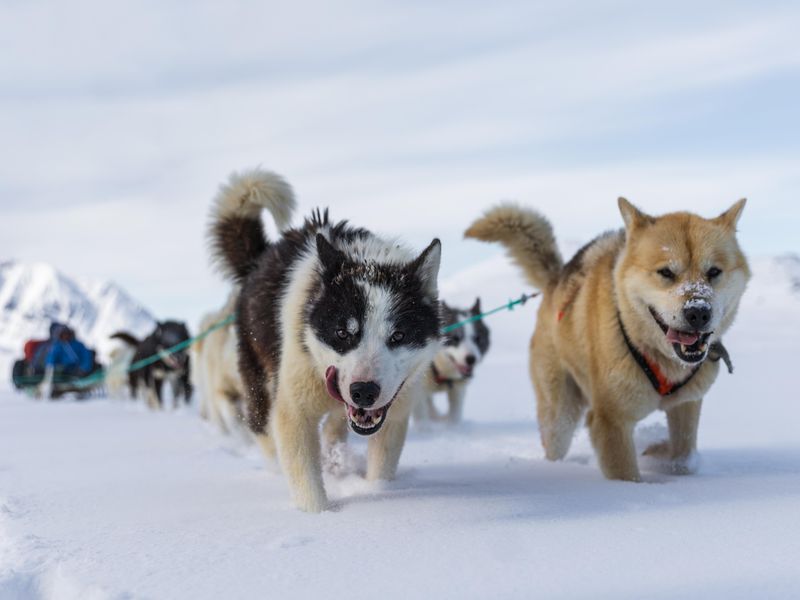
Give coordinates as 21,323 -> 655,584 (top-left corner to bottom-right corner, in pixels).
657,268 -> 676,280
335,328 -> 349,340
390,331 -> 405,343
707,267 -> 722,279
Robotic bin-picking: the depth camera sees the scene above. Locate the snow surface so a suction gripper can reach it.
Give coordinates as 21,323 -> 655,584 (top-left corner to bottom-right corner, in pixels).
1,256 -> 799,599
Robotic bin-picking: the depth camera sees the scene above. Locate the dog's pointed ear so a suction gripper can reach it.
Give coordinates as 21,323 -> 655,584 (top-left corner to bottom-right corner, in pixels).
715,198 -> 746,230
410,238 -> 441,297
618,197 -> 653,231
316,234 -> 345,273
471,297 -> 481,315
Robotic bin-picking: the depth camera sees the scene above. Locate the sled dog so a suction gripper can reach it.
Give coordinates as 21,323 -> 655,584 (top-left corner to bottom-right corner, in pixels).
209,167 -> 441,511
193,289 -> 246,435
111,321 -> 193,409
106,343 -> 136,399
466,198 -> 749,480
414,299 -> 490,424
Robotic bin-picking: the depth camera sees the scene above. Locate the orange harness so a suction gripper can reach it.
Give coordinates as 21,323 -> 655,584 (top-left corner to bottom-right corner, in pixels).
557,298 -> 731,395
617,315 -> 701,396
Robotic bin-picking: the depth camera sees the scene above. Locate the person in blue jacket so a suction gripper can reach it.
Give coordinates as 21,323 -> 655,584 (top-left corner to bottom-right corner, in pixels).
44,324 -> 94,377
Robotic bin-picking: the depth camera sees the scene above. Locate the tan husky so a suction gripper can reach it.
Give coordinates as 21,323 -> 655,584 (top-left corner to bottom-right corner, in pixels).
465,199 -> 749,480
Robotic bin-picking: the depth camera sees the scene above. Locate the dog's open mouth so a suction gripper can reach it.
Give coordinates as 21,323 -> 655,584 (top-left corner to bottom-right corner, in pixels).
447,355 -> 473,378
345,403 -> 389,436
649,308 -> 712,364
324,366 -> 400,436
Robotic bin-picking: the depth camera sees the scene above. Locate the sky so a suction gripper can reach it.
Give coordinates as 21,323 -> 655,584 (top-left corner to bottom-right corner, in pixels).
1,0 -> 799,325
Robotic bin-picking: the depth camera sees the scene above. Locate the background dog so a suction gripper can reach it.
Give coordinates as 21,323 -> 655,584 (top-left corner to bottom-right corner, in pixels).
414,298 -> 490,424
105,344 -> 136,399
192,289 -> 246,436
209,167 -> 442,512
466,198 -> 749,481
111,321 -> 193,410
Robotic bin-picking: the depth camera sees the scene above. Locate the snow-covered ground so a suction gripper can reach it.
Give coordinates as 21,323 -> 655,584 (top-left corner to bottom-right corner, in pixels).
1,256 -> 799,599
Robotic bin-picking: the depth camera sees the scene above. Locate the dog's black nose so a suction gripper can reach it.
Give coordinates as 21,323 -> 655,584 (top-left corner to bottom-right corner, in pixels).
465,354 -> 477,366
683,303 -> 712,330
350,381 -> 381,407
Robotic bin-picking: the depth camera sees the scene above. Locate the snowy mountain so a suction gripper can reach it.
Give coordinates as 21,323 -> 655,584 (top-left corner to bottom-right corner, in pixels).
0,261 -> 156,380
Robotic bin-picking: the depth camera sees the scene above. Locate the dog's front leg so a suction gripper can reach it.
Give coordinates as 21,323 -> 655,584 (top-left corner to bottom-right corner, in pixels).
663,399 -> 702,474
152,376 -> 165,410
273,392 -> 328,513
587,408 -> 640,482
643,399 -> 702,475
445,382 -> 467,424
367,393 -> 412,481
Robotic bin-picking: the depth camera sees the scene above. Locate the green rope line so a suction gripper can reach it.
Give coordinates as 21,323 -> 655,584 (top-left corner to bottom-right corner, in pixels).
126,313 -> 236,374
39,313 -> 237,390
17,291 -> 538,392
441,292 -> 539,334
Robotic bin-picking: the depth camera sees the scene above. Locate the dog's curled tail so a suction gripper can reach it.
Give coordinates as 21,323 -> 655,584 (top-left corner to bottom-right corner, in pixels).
465,203 -> 563,293
111,332 -> 140,347
208,167 -> 297,282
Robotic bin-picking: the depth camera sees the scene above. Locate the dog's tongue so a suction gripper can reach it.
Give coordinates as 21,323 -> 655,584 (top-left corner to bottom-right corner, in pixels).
325,366 -> 344,403
666,328 -> 700,345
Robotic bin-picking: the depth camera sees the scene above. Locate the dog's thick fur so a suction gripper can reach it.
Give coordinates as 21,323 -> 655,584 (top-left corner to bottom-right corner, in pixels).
105,344 -> 136,399
466,199 -> 749,480
111,321 -> 192,410
192,289 -> 246,435
414,299 -> 490,424
209,167 -> 442,512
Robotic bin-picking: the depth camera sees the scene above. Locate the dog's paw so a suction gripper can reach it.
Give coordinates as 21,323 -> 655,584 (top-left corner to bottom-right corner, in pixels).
323,442 -> 365,477
294,493 -> 329,513
642,445 -> 701,476
667,452 -> 700,476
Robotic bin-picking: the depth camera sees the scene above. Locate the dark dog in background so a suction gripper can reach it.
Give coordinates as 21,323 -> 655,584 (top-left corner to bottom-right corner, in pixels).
111,321 -> 192,409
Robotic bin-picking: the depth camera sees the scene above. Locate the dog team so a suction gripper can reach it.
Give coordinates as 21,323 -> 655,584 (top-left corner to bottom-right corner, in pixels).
114,165 -> 750,512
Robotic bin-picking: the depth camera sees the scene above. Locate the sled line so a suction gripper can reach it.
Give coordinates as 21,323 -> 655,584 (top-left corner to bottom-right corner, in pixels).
441,292 -> 540,334
57,291 -> 540,390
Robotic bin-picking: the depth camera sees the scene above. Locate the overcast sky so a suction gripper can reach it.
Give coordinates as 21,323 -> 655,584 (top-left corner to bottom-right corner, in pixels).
2,0 -> 798,325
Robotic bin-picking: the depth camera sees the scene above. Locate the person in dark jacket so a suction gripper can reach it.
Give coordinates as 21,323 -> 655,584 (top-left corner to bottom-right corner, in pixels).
38,325 -> 95,398
45,325 -> 94,376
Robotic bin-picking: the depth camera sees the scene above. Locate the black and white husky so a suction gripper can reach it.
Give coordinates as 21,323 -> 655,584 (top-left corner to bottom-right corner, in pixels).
110,321 -> 192,409
414,299 -> 490,424
209,167 -> 442,512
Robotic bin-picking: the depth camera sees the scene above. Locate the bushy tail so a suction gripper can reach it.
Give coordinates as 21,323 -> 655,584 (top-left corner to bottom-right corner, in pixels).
208,167 -> 297,282
110,332 -> 140,347
465,203 -> 563,293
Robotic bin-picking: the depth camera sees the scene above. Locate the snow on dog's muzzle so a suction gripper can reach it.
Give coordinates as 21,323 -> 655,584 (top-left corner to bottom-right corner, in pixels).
324,366 -> 398,436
